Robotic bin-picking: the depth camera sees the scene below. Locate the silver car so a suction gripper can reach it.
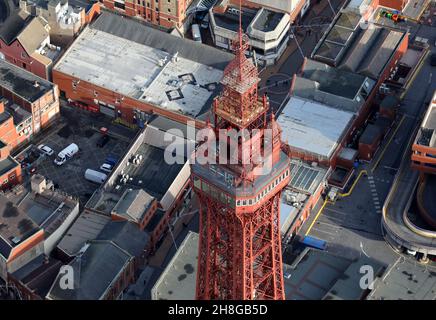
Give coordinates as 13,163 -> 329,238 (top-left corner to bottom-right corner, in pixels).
38,144 -> 54,156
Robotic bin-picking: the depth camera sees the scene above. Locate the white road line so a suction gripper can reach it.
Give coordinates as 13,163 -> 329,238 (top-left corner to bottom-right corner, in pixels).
360,242 -> 371,258
324,207 -> 347,216
316,220 -> 342,230
311,227 -> 337,237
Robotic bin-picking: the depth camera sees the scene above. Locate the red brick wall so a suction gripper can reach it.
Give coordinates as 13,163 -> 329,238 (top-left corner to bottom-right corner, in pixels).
379,0 -> 408,10
411,144 -> 436,174
0,39 -> 49,80
52,69 -> 204,128
102,0 -> 188,29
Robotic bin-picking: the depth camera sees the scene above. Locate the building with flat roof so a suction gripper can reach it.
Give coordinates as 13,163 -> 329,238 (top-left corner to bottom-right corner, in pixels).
0,59 -> 60,137
289,59 -> 376,167
101,0 -> 202,32
367,257 -> 436,300
278,96 -> 354,164
47,240 -> 135,300
312,9 -> 408,88
412,91 -> 436,174
53,11 -> 233,127
210,2 -> 291,66
293,59 -> 376,115
280,159 -> 328,241
151,232 -> 387,300
284,247 -> 385,300
151,231 -> 198,300
86,123 -> 194,251
56,210 -> 111,259
0,174 -> 79,282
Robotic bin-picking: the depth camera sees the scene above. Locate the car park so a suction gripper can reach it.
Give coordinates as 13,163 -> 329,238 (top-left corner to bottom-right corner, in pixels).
38,144 -> 54,156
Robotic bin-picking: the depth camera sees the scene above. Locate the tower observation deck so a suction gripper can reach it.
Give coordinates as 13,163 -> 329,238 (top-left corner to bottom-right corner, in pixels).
191,5 -> 291,300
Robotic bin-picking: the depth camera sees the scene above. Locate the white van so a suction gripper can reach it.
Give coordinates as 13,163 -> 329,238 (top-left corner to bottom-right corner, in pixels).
54,143 -> 79,166
84,169 -> 107,184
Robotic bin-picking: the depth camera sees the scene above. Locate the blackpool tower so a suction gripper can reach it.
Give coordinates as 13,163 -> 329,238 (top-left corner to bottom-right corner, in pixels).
191,11 -> 290,300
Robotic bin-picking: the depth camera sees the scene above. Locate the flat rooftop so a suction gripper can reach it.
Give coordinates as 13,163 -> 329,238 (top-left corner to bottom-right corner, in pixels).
0,59 -> 54,103
277,97 -> 354,159
0,155 -> 19,177
368,258 -> 436,300
213,6 -> 258,32
284,248 -> 385,300
87,143 -> 185,214
56,210 -> 110,257
47,241 -> 132,300
55,12 -> 233,119
152,231 -> 198,300
251,8 -> 285,32
293,59 -> 375,114
0,179 -> 78,258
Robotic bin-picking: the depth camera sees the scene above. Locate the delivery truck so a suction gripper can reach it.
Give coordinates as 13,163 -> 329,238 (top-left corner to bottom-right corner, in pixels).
84,169 -> 107,184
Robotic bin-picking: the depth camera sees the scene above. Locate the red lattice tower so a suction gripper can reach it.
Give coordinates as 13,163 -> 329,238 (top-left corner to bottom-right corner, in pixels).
191,3 -> 290,300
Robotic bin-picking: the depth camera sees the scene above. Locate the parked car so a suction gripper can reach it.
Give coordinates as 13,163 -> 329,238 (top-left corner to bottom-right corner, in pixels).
99,163 -> 113,173
38,144 -> 54,156
96,135 -> 110,148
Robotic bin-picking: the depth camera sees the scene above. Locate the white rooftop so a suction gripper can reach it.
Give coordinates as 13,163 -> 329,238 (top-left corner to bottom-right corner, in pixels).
54,27 -> 224,118
278,97 -> 354,159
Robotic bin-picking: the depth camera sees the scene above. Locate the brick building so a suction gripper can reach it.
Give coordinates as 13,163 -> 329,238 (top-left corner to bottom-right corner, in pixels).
52,12 -> 232,127
0,141 -> 22,190
0,5 -> 62,80
102,0 -> 196,31
0,98 -> 32,152
19,0 -> 101,47
46,241 -> 136,300
412,91 -> 436,174
0,59 -> 61,146
0,175 -> 80,283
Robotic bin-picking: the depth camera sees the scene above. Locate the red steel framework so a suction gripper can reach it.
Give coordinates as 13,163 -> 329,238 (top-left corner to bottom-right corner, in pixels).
191,4 -> 290,300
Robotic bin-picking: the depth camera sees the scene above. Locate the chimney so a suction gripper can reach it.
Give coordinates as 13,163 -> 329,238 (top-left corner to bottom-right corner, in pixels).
31,174 -> 47,194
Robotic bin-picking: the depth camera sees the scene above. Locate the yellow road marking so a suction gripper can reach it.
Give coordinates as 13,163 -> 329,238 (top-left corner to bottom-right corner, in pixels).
305,169 -> 368,235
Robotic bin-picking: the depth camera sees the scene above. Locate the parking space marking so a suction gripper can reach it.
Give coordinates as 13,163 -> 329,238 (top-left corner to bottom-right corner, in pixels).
311,227 -> 337,237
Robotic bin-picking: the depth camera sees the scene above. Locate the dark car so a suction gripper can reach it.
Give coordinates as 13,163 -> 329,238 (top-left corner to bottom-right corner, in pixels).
96,135 -> 110,148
